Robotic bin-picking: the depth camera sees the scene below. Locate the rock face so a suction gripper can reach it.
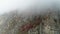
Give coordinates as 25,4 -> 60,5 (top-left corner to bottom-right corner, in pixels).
0,11 -> 60,34
28,12 -> 60,34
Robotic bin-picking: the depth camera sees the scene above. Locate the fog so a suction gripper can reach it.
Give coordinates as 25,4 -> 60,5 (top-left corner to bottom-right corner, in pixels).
0,0 -> 60,15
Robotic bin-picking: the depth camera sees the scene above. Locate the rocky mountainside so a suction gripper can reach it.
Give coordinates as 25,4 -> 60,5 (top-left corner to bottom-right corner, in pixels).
0,10 -> 60,34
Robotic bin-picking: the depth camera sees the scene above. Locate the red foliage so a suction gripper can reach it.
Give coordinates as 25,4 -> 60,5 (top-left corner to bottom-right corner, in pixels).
20,23 -> 33,31
20,16 -> 42,32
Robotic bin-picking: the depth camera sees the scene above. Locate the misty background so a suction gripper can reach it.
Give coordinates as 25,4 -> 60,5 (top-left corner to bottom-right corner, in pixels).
0,0 -> 60,15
